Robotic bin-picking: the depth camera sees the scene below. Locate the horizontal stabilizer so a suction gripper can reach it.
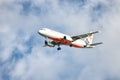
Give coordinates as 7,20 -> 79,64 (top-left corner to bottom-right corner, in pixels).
90,42 -> 103,46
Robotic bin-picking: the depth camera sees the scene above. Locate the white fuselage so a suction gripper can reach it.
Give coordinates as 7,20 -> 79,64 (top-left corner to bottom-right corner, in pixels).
38,28 -> 86,48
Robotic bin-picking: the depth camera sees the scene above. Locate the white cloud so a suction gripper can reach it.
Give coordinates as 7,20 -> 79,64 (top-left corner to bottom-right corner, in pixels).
10,46 -> 65,80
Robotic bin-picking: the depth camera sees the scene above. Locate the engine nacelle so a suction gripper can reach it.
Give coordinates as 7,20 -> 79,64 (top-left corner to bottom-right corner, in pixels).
45,41 -> 55,47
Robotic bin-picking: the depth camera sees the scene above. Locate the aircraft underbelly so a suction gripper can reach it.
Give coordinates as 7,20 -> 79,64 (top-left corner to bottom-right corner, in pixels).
72,39 -> 86,48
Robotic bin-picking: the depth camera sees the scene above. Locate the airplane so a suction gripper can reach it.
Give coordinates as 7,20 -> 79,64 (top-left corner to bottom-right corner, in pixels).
38,28 -> 102,50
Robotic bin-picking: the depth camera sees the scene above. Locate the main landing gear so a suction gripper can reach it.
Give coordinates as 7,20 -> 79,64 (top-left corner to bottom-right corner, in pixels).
57,36 -> 66,50
57,43 -> 61,51
57,47 -> 61,50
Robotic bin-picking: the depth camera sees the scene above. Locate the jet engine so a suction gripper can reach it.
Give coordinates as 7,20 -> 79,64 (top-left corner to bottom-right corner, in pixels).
45,41 -> 55,47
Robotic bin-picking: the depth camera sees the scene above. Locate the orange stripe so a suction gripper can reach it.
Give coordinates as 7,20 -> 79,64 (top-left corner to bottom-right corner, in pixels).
49,37 -> 71,45
72,44 -> 82,48
48,37 -> 82,48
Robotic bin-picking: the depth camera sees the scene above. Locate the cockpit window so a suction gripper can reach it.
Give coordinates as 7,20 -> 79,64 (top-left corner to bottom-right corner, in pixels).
40,28 -> 46,30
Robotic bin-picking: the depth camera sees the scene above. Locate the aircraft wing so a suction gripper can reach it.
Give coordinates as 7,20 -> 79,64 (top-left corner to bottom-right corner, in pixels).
71,31 -> 99,41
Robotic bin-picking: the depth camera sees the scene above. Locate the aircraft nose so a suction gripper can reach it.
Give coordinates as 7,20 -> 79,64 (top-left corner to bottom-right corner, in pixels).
38,29 -> 45,37
38,30 -> 43,34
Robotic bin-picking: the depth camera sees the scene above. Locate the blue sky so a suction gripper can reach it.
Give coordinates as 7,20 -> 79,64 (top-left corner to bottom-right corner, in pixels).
0,0 -> 120,80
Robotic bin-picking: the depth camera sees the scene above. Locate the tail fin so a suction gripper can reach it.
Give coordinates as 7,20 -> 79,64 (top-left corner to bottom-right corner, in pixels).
84,34 -> 93,45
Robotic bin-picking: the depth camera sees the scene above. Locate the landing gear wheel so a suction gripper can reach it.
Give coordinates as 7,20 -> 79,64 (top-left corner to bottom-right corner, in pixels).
70,44 -> 72,47
57,47 -> 61,50
84,45 -> 87,48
